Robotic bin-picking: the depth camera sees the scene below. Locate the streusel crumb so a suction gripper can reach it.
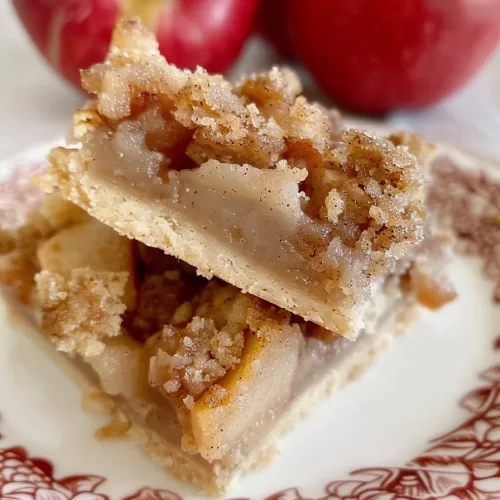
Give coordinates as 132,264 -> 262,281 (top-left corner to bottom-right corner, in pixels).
147,283 -> 252,400
36,268 -> 128,356
145,277 -> 298,455
0,187 -> 85,255
388,131 -> 436,167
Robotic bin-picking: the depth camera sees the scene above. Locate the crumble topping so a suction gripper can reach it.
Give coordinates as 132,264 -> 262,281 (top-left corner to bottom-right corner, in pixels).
147,281 -> 291,403
388,132 -> 436,167
148,310 -> 244,400
0,190 -> 85,255
32,243 -> 302,457
43,18 -> 426,307
36,268 -> 128,356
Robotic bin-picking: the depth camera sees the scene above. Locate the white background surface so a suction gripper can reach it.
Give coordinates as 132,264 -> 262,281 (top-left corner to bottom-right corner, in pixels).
1,1 -> 500,160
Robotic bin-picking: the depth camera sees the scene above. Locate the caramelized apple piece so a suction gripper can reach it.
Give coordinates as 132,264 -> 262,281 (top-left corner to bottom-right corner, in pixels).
191,322 -> 303,461
408,270 -> 457,310
403,232 -> 456,310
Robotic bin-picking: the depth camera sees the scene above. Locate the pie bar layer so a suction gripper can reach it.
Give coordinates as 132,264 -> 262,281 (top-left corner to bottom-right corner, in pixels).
42,18 -> 427,339
1,160 -> 454,493
33,221 -> 423,494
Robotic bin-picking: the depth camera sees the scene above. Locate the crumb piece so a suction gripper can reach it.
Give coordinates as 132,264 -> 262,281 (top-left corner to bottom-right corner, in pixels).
73,108 -> 104,139
171,301 -> 193,325
164,379 -> 181,393
82,386 -> 116,415
183,395 -> 195,410
95,413 -> 131,439
36,268 -> 128,356
147,280 -> 291,411
324,189 -> 344,223
235,66 -> 302,127
148,312 -> 241,400
388,131 -> 436,166
0,191 -> 85,255
203,384 -> 230,409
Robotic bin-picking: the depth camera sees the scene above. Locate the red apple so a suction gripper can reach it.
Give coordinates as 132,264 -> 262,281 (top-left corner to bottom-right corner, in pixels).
12,0 -> 259,90
289,0 -> 500,113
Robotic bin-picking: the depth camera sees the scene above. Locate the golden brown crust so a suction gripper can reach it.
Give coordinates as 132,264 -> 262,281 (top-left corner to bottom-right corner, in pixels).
36,268 -> 128,356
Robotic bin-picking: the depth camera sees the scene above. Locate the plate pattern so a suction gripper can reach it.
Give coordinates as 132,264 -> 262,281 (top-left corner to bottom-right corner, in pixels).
1,156 -> 500,499
2,357 -> 500,500
305,359 -> 500,500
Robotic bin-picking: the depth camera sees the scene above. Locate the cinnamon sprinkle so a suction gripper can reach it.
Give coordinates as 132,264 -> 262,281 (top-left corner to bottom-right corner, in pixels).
428,155 -> 500,303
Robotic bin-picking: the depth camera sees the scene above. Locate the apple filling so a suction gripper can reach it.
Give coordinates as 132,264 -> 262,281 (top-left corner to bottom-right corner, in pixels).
42,18 -> 426,338
0,173 -> 454,493
33,220 -> 415,493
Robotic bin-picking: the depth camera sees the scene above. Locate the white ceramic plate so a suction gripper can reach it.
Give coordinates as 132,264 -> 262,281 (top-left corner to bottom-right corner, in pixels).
1,140 -> 500,500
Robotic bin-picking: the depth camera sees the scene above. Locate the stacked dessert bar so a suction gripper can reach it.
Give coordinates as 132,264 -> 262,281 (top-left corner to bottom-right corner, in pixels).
0,19 -> 455,494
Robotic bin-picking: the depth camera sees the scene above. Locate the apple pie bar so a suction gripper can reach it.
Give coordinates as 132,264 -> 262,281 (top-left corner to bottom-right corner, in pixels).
42,18 -> 429,339
0,162 -> 454,493
0,17 -> 457,493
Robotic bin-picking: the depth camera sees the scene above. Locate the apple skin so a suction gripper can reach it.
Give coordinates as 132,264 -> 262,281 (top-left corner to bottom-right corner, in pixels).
256,0 -> 294,58
288,0 -> 500,113
12,0 -> 259,89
